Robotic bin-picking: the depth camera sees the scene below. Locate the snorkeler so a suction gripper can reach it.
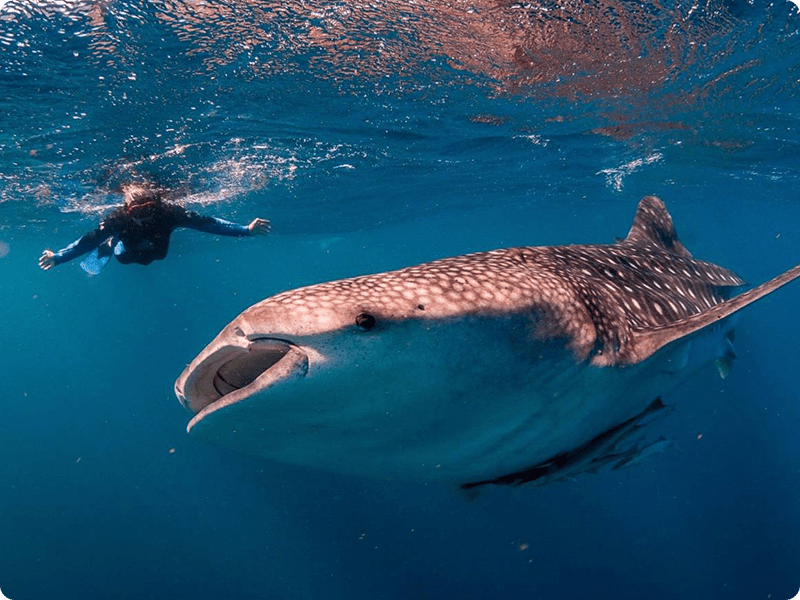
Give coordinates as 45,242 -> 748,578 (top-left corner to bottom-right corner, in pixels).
39,184 -> 271,274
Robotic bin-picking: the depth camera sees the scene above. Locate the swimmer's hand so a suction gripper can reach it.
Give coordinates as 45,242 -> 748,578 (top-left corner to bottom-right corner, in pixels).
247,218 -> 271,236
39,250 -> 55,271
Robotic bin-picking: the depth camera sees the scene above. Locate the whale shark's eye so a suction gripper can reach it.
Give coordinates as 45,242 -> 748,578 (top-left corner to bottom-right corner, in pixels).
355,313 -> 377,330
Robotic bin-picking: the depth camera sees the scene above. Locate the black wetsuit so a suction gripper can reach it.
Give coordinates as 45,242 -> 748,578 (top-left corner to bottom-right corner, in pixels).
52,202 -> 250,266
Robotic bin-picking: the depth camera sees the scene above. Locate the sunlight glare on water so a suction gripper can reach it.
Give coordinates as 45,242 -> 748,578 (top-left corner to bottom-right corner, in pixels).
0,0 -> 798,232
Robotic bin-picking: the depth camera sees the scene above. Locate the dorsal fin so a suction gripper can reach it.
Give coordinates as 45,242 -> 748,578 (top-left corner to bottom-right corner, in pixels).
622,196 -> 692,258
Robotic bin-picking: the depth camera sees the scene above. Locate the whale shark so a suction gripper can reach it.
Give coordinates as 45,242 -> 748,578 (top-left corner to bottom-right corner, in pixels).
175,196 -> 800,487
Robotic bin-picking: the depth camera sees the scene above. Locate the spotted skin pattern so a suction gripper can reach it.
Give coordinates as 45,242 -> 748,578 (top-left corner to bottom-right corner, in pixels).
249,196 -> 747,366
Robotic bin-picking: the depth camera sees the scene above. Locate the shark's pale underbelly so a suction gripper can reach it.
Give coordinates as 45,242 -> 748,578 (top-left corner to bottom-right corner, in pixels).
189,328 -> 720,484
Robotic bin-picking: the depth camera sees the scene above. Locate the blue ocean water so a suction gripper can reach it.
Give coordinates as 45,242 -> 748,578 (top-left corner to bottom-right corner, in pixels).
1,1 -> 800,598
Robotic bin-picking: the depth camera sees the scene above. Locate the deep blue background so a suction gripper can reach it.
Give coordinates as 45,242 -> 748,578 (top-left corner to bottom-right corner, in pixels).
1,1 -> 799,599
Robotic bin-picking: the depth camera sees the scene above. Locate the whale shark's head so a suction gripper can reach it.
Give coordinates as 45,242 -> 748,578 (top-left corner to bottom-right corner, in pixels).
176,249 -> 546,412
174,250 -> 592,481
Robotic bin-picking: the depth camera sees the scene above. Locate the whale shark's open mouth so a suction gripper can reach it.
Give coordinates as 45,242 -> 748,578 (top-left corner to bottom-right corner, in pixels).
175,338 -> 309,418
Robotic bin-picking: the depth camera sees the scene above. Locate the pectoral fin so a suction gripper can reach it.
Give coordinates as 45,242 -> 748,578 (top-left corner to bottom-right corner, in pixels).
627,264 -> 800,365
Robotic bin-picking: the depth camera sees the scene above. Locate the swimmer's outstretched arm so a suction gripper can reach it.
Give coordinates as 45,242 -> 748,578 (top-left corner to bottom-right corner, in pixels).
39,225 -> 109,270
180,210 -> 271,237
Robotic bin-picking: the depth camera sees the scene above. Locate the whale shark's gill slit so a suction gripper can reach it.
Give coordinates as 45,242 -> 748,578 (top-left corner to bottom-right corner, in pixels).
212,342 -> 291,396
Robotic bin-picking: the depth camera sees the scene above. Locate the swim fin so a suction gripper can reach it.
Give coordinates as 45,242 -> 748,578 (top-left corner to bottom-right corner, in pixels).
80,248 -> 111,275
79,237 -> 119,275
